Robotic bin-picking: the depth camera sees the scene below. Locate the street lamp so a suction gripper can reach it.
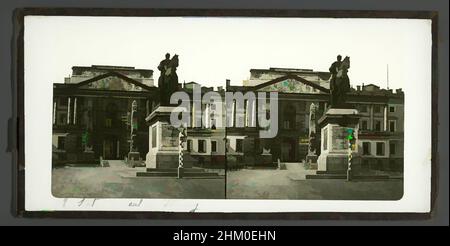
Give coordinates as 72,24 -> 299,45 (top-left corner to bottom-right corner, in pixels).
129,100 -> 138,154
177,124 -> 187,178
223,136 -> 229,172
346,128 -> 356,181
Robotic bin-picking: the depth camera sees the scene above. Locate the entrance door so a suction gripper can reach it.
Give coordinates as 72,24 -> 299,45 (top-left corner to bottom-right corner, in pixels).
103,137 -> 118,159
281,138 -> 297,162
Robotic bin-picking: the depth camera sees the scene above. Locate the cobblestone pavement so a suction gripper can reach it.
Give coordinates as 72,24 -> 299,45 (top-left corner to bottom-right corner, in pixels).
53,161 -> 402,200
226,163 -> 403,200
52,160 -> 225,199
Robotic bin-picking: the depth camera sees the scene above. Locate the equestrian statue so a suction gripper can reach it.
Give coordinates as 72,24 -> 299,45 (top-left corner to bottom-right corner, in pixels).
158,53 -> 180,106
329,55 -> 351,108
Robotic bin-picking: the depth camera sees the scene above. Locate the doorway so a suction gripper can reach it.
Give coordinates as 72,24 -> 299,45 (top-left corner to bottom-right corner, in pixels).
281,138 -> 297,162
103,136 -> 119,160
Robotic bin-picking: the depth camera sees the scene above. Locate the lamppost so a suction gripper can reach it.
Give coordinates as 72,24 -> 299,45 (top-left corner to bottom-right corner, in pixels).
223,136 -> 229,171
346,128 -> 356,181
129,100 -> 138,154
210,104 -> 216,168
178,124 -> 187,178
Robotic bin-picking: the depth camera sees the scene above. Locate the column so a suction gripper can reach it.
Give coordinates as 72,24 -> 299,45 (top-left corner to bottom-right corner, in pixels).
67,97 -> 71,125
383,104 -> 388,131
73,97 -> 77,124
242,100 -> 246,127
53,100 -> 57,125
205,103 -> 211,128
192,101 -> 196,127
202,103 -> 209,128
232,101 -> 236,127
251,100 -> 256,127
117,140 -> 120,158
255,97 -> 259,129
201,103 -> 204,128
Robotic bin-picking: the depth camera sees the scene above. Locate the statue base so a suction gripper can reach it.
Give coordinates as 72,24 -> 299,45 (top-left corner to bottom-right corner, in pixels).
128,151 -> 140,161
145,106 -> 192,169
317,108 -> 360,172
255,153 -> 274,167
306,154 -> 318,164
317,154 -> 350,172
81,150 -> 95,162
126,151 -> 142,167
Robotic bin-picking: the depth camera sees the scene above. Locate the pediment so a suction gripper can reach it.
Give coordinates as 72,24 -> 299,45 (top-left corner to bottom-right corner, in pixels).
255,75 -> 329,94
75,72 -> 153,92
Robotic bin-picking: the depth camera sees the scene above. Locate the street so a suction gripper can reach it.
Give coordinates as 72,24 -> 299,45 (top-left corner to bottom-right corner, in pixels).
52,160 -> 225,199
53,161 -> 402,200
226,163 -> 403,200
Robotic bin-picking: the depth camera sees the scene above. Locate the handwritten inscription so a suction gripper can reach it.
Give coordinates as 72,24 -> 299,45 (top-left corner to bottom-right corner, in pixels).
129,199 -> 143,207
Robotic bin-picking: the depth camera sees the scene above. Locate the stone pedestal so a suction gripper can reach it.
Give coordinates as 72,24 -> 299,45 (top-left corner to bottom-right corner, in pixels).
128,151 -> 140,161
317,108 -> 360,172
256,153 -> 273,166
127,151 -> 142,167
145,106 -> 192,169
306,154 -> 318,163
81,150 -> 95,162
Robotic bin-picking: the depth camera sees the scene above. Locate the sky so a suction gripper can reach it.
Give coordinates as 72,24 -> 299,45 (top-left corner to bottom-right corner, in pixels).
25,16 -> 432,91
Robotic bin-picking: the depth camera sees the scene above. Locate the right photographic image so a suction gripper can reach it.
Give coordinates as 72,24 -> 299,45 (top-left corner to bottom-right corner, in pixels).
222,19 -> 410,201
225,63 -> 404,200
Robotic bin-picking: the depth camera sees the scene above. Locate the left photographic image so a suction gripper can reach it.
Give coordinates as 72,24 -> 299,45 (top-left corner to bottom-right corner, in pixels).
51,62 -> 226,199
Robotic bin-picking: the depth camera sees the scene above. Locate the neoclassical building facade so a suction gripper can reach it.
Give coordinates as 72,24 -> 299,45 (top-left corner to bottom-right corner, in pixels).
52,65 -> 404,171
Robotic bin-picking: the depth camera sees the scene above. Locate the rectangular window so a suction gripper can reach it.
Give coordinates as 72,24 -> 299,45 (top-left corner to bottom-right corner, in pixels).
376,142 -> 385,156
389,106 -> 395,112
236,139 -> 243,153
373,105 -> 381,113
389,120 -> 396,132
59,97 -> 68,107
299,102 -> 306,111
390,143 -> 396,155
360,105 -> 368,113
57,112 -> 67,125
211,141 -> 217,153
57,136 -> 66,150
283,121 -> 290,129
105,118 -> 112,128
211,119 -> 216,129
361,120 -> 368,130
198,140 -> 206,153
374,120 -> 381,131
363,142 -> 371,155
187,139 -> 192,152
